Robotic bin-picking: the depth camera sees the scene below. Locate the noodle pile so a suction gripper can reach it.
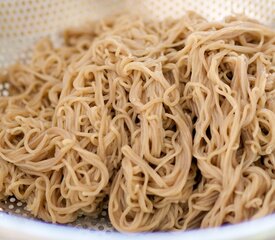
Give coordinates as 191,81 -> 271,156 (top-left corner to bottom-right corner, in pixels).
0,12 -> 275,232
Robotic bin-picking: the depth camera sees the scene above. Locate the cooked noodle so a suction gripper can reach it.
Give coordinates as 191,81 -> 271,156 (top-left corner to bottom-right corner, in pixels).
0,12 -> 275,232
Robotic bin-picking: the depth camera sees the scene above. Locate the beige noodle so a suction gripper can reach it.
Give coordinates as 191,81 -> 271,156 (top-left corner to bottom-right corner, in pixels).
0,12 -> 275,232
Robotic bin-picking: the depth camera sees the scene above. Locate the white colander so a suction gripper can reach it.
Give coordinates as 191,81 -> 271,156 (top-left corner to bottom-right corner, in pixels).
0,0 -> 274,239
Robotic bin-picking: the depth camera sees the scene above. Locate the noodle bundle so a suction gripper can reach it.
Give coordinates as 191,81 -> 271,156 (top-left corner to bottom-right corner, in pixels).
0,12 -> 275,232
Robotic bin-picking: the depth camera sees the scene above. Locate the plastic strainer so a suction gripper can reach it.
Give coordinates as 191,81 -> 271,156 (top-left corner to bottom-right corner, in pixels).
0,0 -> 274,239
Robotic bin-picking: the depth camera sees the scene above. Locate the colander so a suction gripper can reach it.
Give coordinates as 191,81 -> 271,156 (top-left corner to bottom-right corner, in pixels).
0,0 -> 274,239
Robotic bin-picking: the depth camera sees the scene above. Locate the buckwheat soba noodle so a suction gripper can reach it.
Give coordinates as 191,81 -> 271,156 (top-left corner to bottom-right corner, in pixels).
0,11 -> 275,232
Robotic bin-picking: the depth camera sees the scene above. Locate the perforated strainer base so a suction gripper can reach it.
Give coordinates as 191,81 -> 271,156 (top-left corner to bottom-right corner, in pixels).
0,196 -> 114,232
0,0 -> 274,233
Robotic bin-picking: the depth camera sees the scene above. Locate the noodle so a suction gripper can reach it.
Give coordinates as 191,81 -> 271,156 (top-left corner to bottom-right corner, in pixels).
0,11 -> 275,232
